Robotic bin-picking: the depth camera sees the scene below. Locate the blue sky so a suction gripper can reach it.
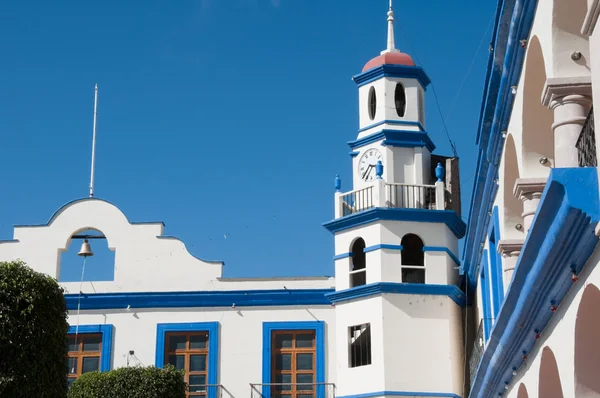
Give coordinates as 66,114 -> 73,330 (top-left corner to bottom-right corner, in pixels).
0,0 -> 497,280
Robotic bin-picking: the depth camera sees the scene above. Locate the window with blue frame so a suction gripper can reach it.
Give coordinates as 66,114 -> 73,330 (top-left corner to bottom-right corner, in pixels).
156,322 -> 219,398
262,321 -> 325,398
66,324 -> 113,388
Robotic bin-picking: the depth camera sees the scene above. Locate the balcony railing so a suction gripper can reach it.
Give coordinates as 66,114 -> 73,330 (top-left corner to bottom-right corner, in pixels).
189,385 -> 228,397
469,321 -> 484,386
250,383 -> 336,398
576,107 -> 596,167
336,181 -> 445,218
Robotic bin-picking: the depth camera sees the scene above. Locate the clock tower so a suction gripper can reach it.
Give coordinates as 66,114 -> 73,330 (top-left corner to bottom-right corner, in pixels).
324,3 -> 466,397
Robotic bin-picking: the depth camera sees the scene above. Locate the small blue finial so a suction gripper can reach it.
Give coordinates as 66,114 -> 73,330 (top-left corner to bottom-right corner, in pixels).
334,174 -> 341,191
376,160 -> 383,179
435,162 -> 444,182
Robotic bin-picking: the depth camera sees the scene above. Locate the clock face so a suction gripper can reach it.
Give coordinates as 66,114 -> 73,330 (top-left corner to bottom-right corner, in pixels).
358,149 -> 383,181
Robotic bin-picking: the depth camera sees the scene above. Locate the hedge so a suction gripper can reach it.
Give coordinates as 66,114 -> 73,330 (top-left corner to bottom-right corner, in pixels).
67,366 -> 187,398
0,260 -> 69,397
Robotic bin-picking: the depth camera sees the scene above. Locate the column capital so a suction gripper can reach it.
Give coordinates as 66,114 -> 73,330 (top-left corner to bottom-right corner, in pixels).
513,178 -> 546,200
542,76 -> 593,108
497,239 -> 524,258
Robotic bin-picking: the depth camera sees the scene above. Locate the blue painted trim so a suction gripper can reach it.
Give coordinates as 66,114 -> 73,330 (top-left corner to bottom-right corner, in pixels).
349,151 -> 360,157
325,282 -> 465,307
338,392 -> 461,398
13,197 -> 165,227
0,239 -> 19,243
323,208 -> 466,239
348,129 -> 435,152
156,322 -> 219,398
333,252 -> 353,260
470,168 -> 600,398
480,251 -> 493,342
488,206 -> 504,318
353,64 -> 431,89
262,321 -> 325,398
422,246 -> 460,267
64,289 -> 335,310
363,244 -> 403,253
462,0 -> 538,293
357,119 -> 425,133
68,324 -> 114,372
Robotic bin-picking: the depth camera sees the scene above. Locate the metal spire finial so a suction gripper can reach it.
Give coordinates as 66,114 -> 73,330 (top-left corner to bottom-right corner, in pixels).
89,83 -> 98,197
381,0 -> 400,54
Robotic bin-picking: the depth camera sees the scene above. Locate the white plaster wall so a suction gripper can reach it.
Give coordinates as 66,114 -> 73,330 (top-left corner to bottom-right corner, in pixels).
381,294 -> 464,396
334,223 -> 381,291
69,305 -> 335,398
504,244 -> 600,398
390,146 -> 416,185
358,79 -> 388,131
333,297 -> 385,396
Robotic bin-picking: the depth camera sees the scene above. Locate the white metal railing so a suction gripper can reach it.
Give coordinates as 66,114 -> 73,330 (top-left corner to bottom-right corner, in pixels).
385,183 -> 436,210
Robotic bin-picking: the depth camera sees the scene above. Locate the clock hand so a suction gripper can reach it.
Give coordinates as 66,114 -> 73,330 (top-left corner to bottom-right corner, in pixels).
362,164 -> 372,179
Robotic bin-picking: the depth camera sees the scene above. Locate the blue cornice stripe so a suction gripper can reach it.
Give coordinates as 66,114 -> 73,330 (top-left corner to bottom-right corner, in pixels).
64,288 -> 335,310
333,252 -> 353,260
462,0 -> 536,292
155,322 -> 219,398
325,282 -> 465,307
0,239 -> 19,243
364,244 -> 403,253
68,324 -> 113,372
338,392 -> 460,398
358,119 -> 425,133
348,129 -> 436,152
349,151 -> 360,157
470,168 -> 600,398
323,208 -> 466,239
262,321 -> 325,398
423,246 -> 460,266
353,65 -> 431,88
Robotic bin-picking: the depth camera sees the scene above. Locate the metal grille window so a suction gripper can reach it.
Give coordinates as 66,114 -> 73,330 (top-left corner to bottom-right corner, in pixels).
350,238 -> 367,287
271,330 -> 317,398
66,334 -> 102,388
349,323 -> 372,368
165,332 -> 209,397
576,107 -> 596,167
401,234 -> 425,284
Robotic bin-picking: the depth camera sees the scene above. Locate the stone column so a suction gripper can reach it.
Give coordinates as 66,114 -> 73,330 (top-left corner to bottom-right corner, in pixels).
542,77 -> 593,167
514,178 -> 547,234
497,240 -> 524,293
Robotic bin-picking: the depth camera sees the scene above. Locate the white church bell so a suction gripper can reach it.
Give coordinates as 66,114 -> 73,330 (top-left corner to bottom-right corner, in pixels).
77,239 -> 94,257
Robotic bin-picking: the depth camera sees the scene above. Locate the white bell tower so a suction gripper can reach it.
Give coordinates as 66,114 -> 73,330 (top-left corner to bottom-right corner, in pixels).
324,3 -> 466,397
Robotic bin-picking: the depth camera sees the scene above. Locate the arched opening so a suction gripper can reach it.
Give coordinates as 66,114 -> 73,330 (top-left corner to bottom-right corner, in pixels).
59,229 -> 116,282
503,134 -> 524,239
517,383 -> 529,398
349,238 -> 366,287
521,35 -> 554,176
394,83 -> 406,117
574,284 -> 600,397
368,86 -> 377,120
401,234 -> 425,283
552,0 -> 589,77
539,346 -> 564,398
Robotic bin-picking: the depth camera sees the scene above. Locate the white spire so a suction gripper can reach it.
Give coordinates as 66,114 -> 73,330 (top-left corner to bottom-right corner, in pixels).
381,0 -> 400,54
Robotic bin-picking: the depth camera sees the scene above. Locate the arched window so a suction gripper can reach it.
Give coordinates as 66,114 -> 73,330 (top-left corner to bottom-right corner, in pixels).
401,234 -> 425,283
350,238 -> 366,287
368,87 -> 377,120
394,83 -> 406,117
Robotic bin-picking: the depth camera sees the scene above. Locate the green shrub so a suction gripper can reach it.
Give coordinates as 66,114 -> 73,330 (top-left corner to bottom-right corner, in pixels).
0,260 -> 69,397
67,366 -> 186,398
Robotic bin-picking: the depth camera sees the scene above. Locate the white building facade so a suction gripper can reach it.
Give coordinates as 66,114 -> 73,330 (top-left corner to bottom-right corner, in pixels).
465,0 -> 600,397
0,5 -> 467,398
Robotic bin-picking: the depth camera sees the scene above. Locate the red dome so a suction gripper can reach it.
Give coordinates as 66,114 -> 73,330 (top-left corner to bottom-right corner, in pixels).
362,51 -> 415,72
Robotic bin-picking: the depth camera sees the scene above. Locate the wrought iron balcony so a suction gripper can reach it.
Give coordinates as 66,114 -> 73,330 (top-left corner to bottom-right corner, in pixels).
336,181 -> 446,219
250,383 -> 336,398
576,107 -> 596,167
469,321 -> 484,386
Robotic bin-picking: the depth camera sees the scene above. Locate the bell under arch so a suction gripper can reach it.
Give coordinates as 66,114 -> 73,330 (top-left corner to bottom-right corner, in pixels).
58,228 -> 116,282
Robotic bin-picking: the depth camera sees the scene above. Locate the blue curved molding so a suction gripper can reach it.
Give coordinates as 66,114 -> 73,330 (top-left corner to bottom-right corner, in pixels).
68,324 -> 114,372
348,129 -> 436,152
470,168 -> 600,398
358,119 -> 425,133
333,252 -> 353,260
64,288 -> 335,310
323,208 -> 466,239
353,64 -> 431,89
13,197 -> 165,228
338,392 -> 460,398
363,244 -> 403,253
462,0 -> 538,292
325,282 -> 465,307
